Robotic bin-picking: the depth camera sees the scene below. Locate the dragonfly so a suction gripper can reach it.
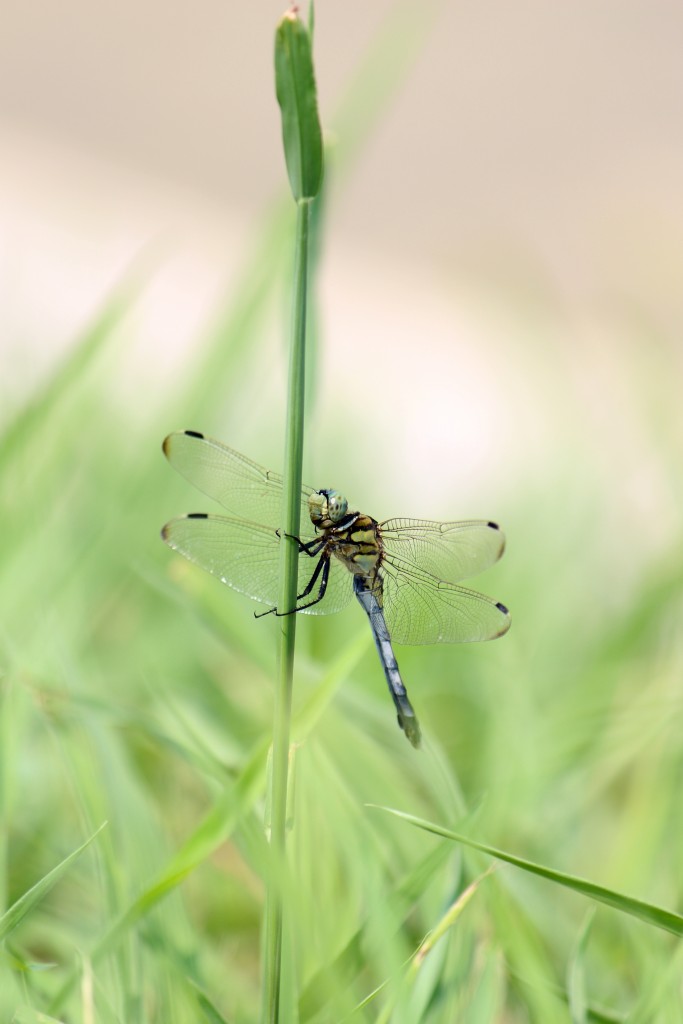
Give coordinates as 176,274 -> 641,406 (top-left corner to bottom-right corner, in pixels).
162,430 -> 510,748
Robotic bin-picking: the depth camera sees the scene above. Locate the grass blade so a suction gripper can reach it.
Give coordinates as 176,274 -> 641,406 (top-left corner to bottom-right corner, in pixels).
374,808 -> 683,938
0,824 -> 106,942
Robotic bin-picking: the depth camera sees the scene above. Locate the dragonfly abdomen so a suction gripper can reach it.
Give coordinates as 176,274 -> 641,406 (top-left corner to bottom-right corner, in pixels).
352,576 -> 421,748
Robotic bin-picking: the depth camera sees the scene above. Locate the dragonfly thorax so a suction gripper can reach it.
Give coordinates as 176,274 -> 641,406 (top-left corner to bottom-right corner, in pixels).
309,488 -> 349,527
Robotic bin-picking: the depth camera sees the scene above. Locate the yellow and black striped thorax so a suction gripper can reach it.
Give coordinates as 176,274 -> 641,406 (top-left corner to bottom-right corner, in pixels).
326,512 -> 382,578
308,489 -> 383,579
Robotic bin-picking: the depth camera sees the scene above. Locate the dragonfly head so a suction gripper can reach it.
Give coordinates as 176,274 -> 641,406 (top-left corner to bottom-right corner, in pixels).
309,489 -> 348,527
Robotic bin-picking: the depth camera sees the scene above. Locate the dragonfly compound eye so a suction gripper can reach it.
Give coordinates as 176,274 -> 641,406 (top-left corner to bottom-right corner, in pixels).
326,491 -> 348,522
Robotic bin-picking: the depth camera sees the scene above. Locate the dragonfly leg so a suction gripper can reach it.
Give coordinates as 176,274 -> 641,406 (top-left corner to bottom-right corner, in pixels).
255,554 -> 330,619
275,529 -> 324,556
277,554 -> 330,614
302,553 -> 331,604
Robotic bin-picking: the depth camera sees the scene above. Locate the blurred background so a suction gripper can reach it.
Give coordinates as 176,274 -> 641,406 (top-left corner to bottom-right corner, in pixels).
2,1 -> 683,1020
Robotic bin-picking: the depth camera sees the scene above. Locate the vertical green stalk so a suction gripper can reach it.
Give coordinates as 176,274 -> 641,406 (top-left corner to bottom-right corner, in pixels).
262,199 -> 311,1024
0,678 -> 10,917
262,9 -> 323,1023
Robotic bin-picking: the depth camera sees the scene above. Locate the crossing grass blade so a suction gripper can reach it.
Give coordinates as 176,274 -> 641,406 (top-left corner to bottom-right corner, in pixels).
567,910 -> 595,1024
374,808 -> 683,938
0,824 -> 107,942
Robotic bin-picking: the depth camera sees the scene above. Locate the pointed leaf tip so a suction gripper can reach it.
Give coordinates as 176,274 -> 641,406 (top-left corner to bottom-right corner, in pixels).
274,9 -> 323,201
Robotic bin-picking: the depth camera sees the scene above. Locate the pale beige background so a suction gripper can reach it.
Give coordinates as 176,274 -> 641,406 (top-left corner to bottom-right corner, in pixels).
3,1 -> 682,266
2,1 -> 682,529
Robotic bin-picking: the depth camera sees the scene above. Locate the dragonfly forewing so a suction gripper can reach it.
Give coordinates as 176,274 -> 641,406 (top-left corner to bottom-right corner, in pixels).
380,519 -> 505,584
163,431 -> 317,542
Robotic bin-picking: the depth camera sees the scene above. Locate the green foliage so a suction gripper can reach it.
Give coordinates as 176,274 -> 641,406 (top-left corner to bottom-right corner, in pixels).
0,826 -> 106,943
377,809 -> 683,936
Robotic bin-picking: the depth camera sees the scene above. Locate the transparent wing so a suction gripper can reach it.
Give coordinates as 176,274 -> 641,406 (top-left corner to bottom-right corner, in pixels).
163,430 -> 318,542
162,514 -> 353,614
380,551 -> 511,645
380,519 -> 505,584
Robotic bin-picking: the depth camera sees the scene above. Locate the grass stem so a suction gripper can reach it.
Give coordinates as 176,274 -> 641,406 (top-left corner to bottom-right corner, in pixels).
262,197 -> 312,1024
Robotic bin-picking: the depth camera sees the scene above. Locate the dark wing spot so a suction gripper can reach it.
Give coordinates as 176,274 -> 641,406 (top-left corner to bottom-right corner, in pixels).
187,512 -> 209,519
496,601 -> 509,614
487,521 -> 500,530
184,429 -> 205,439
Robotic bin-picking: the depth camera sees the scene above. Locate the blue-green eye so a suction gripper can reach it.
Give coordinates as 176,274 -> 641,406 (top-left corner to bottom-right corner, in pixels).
326,491 -> 348,523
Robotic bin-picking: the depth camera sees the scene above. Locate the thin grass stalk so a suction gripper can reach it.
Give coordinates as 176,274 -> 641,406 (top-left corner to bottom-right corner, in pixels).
0,678 -> 10,917
262,197 -> 312,1024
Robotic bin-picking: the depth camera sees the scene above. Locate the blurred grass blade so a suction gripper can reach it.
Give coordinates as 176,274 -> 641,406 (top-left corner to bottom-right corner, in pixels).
47,636 -> 359,1014
299,803 -> 484,1018
365,868 -> 495,1022
0,823 -> 106,941
194,988 -> 231,1024
0,253 -> 151,465
275,9 -> 323,201
411,866 -> 495,974
293,630 -> 369,740
374,808 -> 683,938
95,746 -> 268,955
567,910 -> 595,1024
48,746 -> 267,1012
12,1009 -> 68,1023
400,882 -> 471,1022
299,841 -> 454,1019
